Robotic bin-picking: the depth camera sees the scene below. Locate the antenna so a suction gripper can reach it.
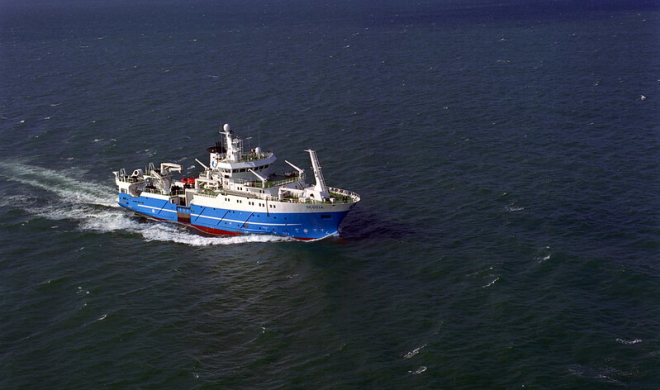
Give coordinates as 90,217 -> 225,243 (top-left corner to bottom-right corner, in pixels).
246,125 -> 252,151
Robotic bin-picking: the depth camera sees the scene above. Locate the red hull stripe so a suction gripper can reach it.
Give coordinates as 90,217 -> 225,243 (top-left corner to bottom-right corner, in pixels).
145,215 -> 314,241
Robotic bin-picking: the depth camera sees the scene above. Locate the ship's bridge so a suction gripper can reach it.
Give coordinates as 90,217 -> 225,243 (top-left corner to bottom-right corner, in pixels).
208,124 -> 277,180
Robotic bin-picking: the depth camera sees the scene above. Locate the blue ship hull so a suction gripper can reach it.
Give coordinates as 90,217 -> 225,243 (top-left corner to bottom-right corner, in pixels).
119,193 -> 352,240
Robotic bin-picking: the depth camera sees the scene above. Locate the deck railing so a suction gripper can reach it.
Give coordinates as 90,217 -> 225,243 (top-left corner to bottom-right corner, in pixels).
191,188 -> 359,205
329,187 -> 360,202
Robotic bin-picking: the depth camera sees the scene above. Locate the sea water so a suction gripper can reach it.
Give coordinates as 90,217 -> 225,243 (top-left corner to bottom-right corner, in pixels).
1,0 -> 659,388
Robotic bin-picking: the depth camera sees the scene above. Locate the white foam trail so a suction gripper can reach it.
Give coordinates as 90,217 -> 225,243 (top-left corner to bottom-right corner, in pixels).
137,222 -> 290,246
2,161 -> 116,207
0,161 -> 290,246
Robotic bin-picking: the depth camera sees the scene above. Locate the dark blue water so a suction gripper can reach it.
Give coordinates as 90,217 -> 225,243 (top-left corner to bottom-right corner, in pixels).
1,1 -> 659,388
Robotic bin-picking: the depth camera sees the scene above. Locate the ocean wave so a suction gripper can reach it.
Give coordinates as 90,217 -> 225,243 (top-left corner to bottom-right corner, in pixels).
482,276 -> 500,288
535,246 -> 552,264
505,204 -> 525,212
616,338 -> 642,345
409,366 -> 427,375
567,364 -> 633,385
403,344 -> 426,359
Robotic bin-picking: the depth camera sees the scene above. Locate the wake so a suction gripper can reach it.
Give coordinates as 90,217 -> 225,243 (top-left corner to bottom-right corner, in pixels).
0,162 -> 288,246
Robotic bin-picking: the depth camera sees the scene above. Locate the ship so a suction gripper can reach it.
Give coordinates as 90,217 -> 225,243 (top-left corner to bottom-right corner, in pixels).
113,124 -> 360,240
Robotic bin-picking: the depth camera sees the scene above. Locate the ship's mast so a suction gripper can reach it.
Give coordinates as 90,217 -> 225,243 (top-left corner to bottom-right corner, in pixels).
220,123 -> 243,162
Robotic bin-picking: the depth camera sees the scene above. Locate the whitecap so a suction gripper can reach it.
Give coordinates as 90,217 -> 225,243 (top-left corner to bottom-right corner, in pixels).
505,204 -> 525,212
567,364 -> 625,385
616,338 -> 642,345
536,246 -> 552,264
409,366 -> 427,375
403,344 -> 426,359
482,276 -> 499,288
